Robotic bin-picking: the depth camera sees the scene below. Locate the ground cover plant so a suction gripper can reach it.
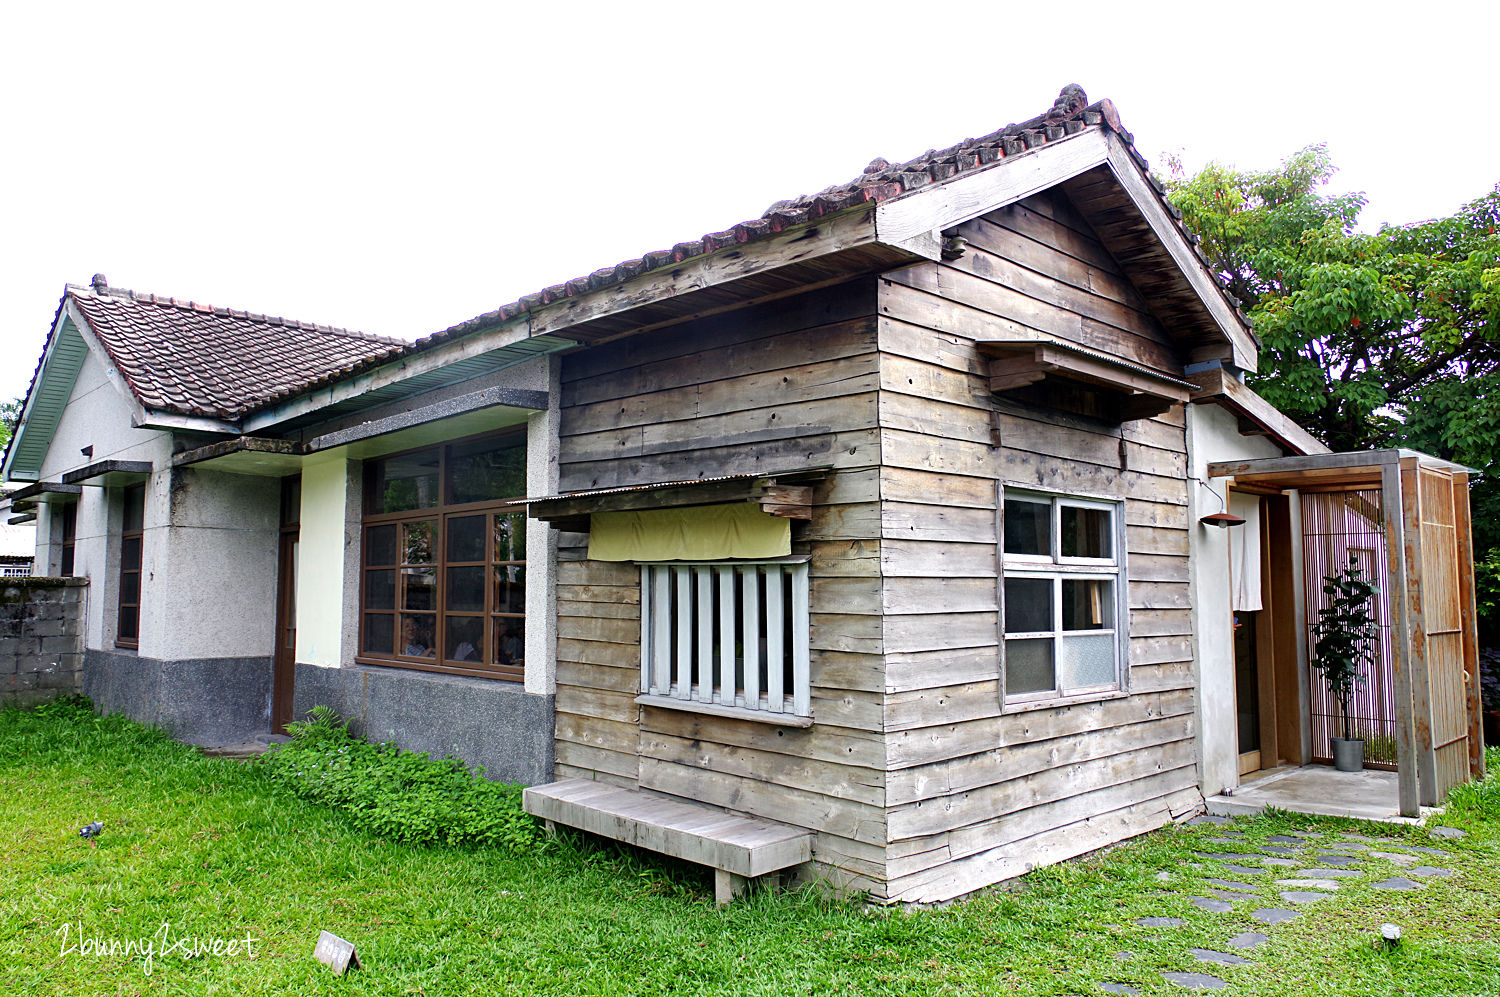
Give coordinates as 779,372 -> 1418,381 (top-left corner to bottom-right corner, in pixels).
2,698 -> 1498,996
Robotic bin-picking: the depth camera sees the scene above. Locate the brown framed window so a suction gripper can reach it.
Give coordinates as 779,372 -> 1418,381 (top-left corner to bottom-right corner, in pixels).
116,483 -> 145,648
59,502 -> 77,577
359,430 -> 527,680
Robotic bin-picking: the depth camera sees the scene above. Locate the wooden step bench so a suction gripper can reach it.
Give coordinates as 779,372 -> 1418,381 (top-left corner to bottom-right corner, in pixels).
523,779 -> 813,904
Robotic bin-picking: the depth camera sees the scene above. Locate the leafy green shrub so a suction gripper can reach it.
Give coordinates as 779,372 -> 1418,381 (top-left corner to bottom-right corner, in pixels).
1445,748 -> 1500,823
260,706 -> 548,852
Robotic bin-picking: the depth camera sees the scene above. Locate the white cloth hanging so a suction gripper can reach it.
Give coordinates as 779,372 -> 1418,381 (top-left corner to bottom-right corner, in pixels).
1229,491 -> 1262,612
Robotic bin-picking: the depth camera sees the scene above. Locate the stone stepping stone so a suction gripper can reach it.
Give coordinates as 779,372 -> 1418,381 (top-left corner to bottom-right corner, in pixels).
1409,866 -> 1454,878
1222,863 -> 1269,877
1266,834 -> 1303,844
1191,896 -> 1234,913
1161,971 -> 1229,990
1278,878 -> 1342,890
1401,845 -> 1450,856
1280,890 -> 1332,904
1296,868 -> 1363,878
1193,852 -> 1261,863
1135,916 -> 1187,928
1339,833 -> 1388,843
1259,845 -> 1298,855
1207,889 -> 1260,904
1429,826 -> 1466,839
1328,841 -> 1371,850
1114,950 -> 1134,961
1190,948 -> 1253,966
1099,984 -> 1140,996
1206,878 -> 1262,892
1206,836 -> 1246,845
1227,931 -> 1270,949
1187,815 -> 1233,826
1368,851 -> 1417,866
1286,830 -> 1320,838
1261,857 -> 1299,867
1156,871 -> 1175,882
1371,877 -> 1424,891
1252,908 -> 1300,926
1310,854 -> 1362,867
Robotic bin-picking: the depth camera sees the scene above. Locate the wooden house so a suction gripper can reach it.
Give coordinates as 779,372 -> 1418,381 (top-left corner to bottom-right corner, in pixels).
5,85 -> 1479,904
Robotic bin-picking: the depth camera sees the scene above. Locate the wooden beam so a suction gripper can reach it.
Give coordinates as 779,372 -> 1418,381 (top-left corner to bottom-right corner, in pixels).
1384,459 -> 1421,816
528,470 -> 830,525
531,208 -> 885,338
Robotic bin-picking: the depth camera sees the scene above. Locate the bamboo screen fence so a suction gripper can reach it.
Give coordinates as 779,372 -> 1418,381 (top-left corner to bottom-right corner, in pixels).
1301,489 -> 1398,768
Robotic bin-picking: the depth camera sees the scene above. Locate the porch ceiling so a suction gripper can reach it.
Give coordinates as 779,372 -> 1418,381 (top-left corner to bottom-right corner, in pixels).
1207,449 -> 1473,490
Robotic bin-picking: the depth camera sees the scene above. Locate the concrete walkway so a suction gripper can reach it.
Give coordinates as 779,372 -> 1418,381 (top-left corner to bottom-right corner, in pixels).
1204,765 -> 1438,823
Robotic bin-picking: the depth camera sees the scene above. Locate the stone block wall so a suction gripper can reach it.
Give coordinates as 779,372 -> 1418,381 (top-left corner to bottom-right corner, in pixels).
0,578 -> 87,706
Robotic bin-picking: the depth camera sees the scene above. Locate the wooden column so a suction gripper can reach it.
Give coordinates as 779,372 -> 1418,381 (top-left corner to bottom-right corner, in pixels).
1382,460 -> 1421,817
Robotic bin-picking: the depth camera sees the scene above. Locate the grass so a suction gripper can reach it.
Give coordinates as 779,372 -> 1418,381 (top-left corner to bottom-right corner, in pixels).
1,698 -> 1497,996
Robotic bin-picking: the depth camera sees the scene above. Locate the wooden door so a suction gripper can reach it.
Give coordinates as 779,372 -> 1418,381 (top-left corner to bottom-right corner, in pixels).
272,530 -> 298,734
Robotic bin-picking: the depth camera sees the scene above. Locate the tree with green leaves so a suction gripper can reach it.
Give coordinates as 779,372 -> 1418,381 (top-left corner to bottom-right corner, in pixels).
0,397 -> 21,453
1163,149 -> 1500,643
1163,146 -> 1500,453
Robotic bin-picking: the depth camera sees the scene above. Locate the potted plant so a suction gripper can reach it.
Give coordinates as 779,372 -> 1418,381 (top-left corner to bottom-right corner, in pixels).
1310,553 -> 1381,772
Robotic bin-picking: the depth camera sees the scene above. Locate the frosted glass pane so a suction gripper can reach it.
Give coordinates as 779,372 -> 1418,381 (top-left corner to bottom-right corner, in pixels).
1060,633 -> 1116,689
1006,638 -> 1054,695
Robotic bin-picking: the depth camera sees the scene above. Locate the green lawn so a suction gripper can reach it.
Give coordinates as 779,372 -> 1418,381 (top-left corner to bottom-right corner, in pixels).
2,699 -> 1498,996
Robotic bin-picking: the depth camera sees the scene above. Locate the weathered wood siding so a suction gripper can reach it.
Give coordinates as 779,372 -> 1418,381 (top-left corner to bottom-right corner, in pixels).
876,189 -> 1203,902
552,281 -> 890,895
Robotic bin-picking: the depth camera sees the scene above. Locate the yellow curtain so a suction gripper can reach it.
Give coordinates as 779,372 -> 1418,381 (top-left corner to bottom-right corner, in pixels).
588,502 -> 790,562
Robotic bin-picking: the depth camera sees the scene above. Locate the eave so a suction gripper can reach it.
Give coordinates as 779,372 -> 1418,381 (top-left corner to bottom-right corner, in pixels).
524,206 -> 920,347
527,469 -> 831,534
872,128 -> 1257,372
1190,367 -> 1329,457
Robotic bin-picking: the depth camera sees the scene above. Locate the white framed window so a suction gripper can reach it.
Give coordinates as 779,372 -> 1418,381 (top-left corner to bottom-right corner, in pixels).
638,559 -> 811,723
1001,490 -> 1127,705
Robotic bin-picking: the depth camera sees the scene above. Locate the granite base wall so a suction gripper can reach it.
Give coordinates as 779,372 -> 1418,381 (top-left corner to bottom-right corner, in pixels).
0,578 -> 86,707
83,649 -> 272,744
292,663 -> 554,785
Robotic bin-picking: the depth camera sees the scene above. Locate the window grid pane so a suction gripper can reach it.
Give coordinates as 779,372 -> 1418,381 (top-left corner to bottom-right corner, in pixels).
1002,491 -> 1122,703
359,432 -> 526,679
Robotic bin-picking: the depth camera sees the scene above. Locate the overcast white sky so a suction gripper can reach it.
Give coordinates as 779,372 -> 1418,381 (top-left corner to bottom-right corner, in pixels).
3,1 -> 1496,407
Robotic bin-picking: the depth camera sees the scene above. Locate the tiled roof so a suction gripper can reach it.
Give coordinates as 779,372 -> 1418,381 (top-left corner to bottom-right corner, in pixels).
66,277 -> 406,420
11,85 -> 1240,436
414,84 -> 1245,349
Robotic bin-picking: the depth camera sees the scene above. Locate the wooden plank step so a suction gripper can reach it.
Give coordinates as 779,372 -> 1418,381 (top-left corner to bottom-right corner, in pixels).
523,778 -> 813,882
